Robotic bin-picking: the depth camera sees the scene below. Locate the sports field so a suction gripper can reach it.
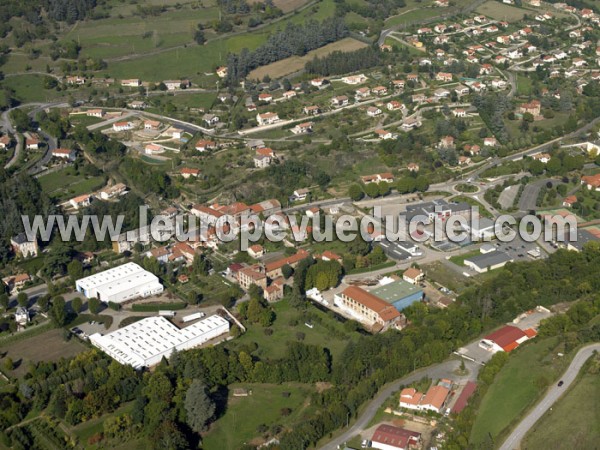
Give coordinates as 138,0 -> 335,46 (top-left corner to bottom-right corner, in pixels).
247,37 -> 368,79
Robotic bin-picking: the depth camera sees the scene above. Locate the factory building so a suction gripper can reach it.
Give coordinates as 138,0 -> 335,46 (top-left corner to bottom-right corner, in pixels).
89,315 -> 229,369
75,262 -> 163,303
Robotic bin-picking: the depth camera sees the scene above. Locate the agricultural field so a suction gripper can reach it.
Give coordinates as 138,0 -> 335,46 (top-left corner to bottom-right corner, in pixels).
203,383 -> 317,450
247,37 -> 368,80
469,337 -> 569,447
522,360 -> 600,450
0,328 -> 87,378
105,0 -> 336,80
248,0 -> 312,13
475,1 -> 530,21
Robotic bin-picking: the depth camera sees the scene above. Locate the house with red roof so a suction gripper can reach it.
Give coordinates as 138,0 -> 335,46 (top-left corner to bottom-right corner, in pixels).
479,325 -> 537,353
371,424 -> 421,450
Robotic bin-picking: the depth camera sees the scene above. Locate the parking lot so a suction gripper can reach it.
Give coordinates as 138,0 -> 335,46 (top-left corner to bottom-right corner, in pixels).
494,233 -> 547,262
377,239 -> 416,261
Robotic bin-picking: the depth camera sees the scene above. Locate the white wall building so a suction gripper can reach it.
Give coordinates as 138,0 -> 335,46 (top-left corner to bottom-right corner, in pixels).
75,262 -> 164,303
89,315 -> 229,368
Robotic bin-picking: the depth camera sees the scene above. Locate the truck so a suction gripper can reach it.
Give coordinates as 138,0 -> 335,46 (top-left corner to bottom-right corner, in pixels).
181,312 -> 205,323
158,310 -> 176,317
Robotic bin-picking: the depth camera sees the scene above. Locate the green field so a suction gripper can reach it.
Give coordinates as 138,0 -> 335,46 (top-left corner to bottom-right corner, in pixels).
1,74 -> 58,103
522,363 -> 600,450
470,337 -> 568,447
231,300 -> 353,360
105,0 -> 335,80
449,249 -> 482,267
38,167 -> 106,201
203,383 -> 316,450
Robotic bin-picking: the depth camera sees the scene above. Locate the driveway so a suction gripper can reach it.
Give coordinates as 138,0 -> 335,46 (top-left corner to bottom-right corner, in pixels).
499,343 -> 600,450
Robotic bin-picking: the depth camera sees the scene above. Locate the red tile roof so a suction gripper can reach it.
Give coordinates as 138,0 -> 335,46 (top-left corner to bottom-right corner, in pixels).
484,325 -> 527,350
372,425 -> 420,449
451,381 -> 477,414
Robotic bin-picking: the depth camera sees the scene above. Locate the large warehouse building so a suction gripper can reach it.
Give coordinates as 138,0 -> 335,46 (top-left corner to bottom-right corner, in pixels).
89,315 -> 229,369
369,278 -> 424,311
75,262 -> 164,303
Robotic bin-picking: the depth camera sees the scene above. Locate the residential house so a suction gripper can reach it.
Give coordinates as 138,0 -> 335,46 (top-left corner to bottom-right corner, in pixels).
70,194 -> 92,210
121,79 -> 141,87
86,109 -> 104,118
436,72 -> 453,82
439,135 -> 455,149
331,95 -> 349,107
361,172 -> 395,184
459,155 -> 471,165
112,121 -> 132,132
195,140 -> 217,152
581,174 -> 600,190
265,249 -> 310,279
258,93 -> 273,103
11,233 -> 38,258
392,80 -> 405,90
455,85 -> 470,96
303,105 -> 320,115
144,120 -> 161,130
15,307 -> 30,326
52,148 -> 77,161
401,117 -> 421,131
453,108 -> 467,117
407,163 -> 420,172
282,90 -> 296,100
256,112 -> 280,125
342,74 -> 367,84
563,195 -> 577,207
180,168 -> 200,179
0,134 -> 10,149
202,114 -> 220,127
264,283 -> 284,303
247,244 -> 265,259
372,86 -> 388,96
387,100 -> 404,111
483,137 -> 497,146
98,183 -> 127,200
355,87 -> 371,99
254,154 -> 272,168
25,136 -> 39,150
216,66 -> 228,78
291,122 -> 313,134
403,268 -> 424,284
531,152 -> 551,163
290,188 -> 310,202
144,144 -> 164,155
367,106 -> 382,117
375,129 -> 395,140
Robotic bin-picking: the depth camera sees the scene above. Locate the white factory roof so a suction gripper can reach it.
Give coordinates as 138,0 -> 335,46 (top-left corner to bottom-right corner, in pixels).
89,315 -> 229,368
76,262 -> 148,290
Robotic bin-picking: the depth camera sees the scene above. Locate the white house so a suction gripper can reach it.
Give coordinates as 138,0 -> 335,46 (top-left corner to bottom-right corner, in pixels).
256,112 -> 280,126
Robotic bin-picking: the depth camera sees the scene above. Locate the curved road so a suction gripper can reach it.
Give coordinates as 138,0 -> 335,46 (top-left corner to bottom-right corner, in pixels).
499,343 -> 600,450
320,358 -> 479,450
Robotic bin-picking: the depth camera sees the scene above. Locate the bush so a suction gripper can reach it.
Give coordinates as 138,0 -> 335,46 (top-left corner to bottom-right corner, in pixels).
131,302 -> 187,312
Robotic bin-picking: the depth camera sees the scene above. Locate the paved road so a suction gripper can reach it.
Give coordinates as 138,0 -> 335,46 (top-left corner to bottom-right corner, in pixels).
320,358 -> 480,450
499,343 -> 600,450
518,178 -> 551,212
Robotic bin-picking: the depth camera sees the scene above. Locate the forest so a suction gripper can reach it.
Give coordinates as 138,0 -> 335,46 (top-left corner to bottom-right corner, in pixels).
225,18 -> 349,84
305,46 -> 382,77
0,170 -> 54,265
3,243 -> 600,448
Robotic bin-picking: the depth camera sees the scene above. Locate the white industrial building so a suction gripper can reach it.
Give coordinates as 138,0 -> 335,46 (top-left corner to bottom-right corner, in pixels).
89,315 -> 229,368
75,262 -> 164,303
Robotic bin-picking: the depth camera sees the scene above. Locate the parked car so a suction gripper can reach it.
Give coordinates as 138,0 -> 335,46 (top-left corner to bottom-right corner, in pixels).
558,380 -> 564,387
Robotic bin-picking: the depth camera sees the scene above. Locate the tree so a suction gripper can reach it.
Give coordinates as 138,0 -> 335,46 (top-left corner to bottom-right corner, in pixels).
17,292 -> 28,308
4,357 -> 13,371
0,293 -> 8,310
348,184 -> 364,201
88,297 -> 101,314
281,264 -> 293,279
51,296 -> 67,326
194,27 -> 206,45
71,297 -> 82,314
67,260 -> 83,282
364,182 -> 380,198
37,294 -> 50,312
397,177 -> 416,194
184,380 -> 216,433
